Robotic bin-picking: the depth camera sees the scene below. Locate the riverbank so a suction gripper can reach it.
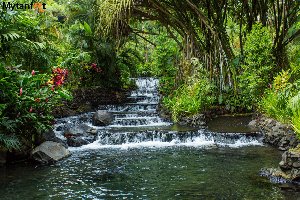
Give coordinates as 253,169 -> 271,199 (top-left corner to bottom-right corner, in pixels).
249,115 -> 300,185
170,109 -> 300,185
0,86 -> 132,166
160,101 -> 300,184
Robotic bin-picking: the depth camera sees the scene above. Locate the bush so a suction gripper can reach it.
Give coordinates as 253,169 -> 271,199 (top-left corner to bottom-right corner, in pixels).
291,111 -> 300,139
290,91 -> 300,138
239,23 -> 274,108
163,66 -> 215,122
260,70 -> 293,123
260,70 -> 300,139
0,65 -> 72,150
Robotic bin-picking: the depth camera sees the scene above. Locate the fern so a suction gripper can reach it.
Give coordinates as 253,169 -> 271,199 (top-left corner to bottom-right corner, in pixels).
0,133 -> 21,151
1,32 -> 21,42
291,111 -> 300,139
289,92 -> 300,112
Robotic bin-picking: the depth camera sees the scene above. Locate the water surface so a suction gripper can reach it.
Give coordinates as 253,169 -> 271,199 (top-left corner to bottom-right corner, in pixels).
0,78 -> 297,199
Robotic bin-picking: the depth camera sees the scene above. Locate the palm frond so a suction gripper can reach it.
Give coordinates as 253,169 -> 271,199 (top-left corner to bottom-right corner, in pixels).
96,0 -> 133,34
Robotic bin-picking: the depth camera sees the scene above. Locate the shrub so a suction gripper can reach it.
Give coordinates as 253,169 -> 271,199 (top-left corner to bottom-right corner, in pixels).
290,92 -> 300,138
291,112 -> 300,138
163,66 -> 215,122
239,23 -> 274,108
0,65 -> 72,150
260,70 -> 293,123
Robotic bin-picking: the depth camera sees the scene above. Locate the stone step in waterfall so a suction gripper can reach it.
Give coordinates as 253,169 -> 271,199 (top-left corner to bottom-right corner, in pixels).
54,77 -> 262,149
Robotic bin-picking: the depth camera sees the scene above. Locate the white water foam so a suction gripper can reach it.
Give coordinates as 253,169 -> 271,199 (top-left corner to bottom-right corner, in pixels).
69,135 -> 262,152
108,122 -> 172,128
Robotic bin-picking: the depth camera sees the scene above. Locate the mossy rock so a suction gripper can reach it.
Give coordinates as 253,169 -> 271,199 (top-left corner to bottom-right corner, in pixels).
289,144 -> 300,154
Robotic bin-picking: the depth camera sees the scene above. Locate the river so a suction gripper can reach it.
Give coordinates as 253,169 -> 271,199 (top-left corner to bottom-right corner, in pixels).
0,78 -> 298,199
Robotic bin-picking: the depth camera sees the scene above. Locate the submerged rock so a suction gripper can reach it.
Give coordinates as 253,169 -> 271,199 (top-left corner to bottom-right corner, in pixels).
178,114 -> 206,127
31,141 -> 71,164
263,145 -> 300,185
92,110 -> 113,126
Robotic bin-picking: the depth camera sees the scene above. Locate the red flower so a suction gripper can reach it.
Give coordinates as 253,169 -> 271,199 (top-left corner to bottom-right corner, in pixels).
31,70 -> 35,75
51,67 -> 68,87
51,86 -> 55,91
19,88 -> 23,96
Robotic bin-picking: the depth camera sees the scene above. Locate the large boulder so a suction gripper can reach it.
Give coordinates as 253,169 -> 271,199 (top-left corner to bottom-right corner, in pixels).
40,130 -> 68,148
63,124 -> 98,147
92,110 -> 113,126
31,141 -> 71,164
67,136 -> 89,147
64,124 -> 93,137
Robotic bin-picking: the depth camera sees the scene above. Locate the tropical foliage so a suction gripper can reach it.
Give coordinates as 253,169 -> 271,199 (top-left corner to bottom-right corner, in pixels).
0,65 -> 71,150
1,0 -> 300,152
0,0 -> 137,150
95,0 -> 300,137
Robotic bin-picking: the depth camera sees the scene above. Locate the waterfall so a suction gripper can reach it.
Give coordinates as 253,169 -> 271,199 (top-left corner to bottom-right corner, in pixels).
54,77 -> 262,150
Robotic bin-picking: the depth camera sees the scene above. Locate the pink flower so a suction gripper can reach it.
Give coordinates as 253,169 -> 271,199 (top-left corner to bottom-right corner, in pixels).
29,107 -> 33,112
19,88 -> 23,96
31,70 -> 35,75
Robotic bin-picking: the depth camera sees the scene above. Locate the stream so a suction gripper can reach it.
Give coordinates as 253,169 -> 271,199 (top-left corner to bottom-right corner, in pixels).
0,78 -> 298,199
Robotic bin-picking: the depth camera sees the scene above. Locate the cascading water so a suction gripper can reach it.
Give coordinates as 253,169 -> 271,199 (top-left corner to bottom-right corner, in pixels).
2,78 -> 296,200
54,77 -> 262,149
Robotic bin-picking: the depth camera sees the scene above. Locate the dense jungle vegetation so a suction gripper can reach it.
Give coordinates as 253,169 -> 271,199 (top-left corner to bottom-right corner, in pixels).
0,0 -> 300,151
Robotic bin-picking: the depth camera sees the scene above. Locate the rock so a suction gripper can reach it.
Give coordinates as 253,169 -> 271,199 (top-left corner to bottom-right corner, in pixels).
177,113 -> 207,127
63,124 -> 97,147
31,141 -> 71,164
248,119 -> 257,127
86,128 -> 97,135
291,169 -> 300,182
260,168 -> 291,184
279,146 -> 288,151
256,116 -> 300,149
279,161 -> 286,167
55,126 -> 64,131
92,110 -> 113,126
42,130 -> 68,148
279,151 -> 293,171
67,136 -> 89,147
292,162 -> 300,168
290,152 -> 300,158
64,124 -> 89,136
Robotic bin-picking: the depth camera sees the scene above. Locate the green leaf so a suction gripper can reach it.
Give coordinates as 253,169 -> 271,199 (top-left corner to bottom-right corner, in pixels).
83,21 -> 92,36
57,89 -> 72,100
